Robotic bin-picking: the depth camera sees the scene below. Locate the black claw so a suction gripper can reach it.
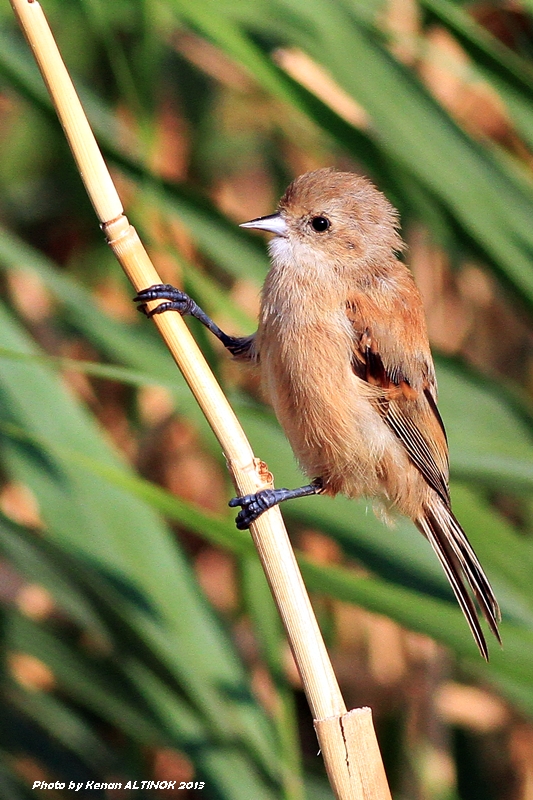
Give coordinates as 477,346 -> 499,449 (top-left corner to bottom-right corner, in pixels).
134,284 -> 255,360
133,284 -> 193,317
147,301 -> 180,318
229,482 -> 322,529
229,489 -> 278,529
133,284 -> 177,302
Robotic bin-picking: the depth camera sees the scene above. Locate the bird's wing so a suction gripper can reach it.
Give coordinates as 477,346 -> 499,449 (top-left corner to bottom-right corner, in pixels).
347,291 -> 501,659
347,295 -> 451,507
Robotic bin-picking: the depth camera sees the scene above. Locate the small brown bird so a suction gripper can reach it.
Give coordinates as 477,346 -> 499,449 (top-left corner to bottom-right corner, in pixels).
135,168 -> 501,658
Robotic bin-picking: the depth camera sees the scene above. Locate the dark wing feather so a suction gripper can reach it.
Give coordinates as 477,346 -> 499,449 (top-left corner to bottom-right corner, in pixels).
348,310 -> 450,507
416,513 -> 490,659
385,398 -> 450,507
417,506 -> 501,659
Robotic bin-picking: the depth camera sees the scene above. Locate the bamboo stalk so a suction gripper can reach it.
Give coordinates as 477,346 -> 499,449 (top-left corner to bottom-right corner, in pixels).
10,2 -> 392,797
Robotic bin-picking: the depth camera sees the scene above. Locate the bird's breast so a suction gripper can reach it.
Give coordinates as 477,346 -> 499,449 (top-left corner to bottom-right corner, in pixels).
257,302 -> 384,487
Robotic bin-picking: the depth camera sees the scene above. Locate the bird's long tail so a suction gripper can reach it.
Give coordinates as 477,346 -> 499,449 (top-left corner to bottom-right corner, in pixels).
416,502 -> 501,660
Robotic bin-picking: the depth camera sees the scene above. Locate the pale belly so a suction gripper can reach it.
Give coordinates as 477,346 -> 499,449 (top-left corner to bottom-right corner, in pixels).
258,320 -> 410,500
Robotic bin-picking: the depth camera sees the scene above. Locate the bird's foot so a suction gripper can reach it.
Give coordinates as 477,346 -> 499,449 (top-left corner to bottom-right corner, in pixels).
229,480 -> 323,529
229,489 -> 284,530
133,284 -> 193,318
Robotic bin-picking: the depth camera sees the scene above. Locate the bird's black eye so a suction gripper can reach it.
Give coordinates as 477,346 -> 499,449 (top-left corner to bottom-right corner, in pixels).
310,215 -> 330,232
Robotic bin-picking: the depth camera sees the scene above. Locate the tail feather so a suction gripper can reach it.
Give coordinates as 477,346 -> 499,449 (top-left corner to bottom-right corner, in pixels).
416,504 -> 501,660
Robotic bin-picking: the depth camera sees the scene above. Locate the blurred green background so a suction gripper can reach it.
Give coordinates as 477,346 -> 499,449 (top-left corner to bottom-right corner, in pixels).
1,0 -> 533,797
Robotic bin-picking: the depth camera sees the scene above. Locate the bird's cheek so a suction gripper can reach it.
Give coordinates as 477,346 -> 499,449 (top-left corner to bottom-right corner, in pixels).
338,231 -> 366,257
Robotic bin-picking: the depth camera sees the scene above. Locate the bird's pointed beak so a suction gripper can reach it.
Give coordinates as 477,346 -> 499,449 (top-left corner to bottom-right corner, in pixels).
240,212 -> 288,236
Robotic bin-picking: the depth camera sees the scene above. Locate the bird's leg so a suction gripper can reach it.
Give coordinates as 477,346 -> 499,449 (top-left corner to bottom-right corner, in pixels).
134,284 -> 253,358
229,478 -> 324,529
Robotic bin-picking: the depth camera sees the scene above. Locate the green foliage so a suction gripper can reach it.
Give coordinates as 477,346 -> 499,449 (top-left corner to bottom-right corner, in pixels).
0,0 -> 533,797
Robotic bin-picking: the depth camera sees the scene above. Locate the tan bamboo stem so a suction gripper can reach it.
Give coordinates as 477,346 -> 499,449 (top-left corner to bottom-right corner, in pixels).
10,2 -> 392,797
